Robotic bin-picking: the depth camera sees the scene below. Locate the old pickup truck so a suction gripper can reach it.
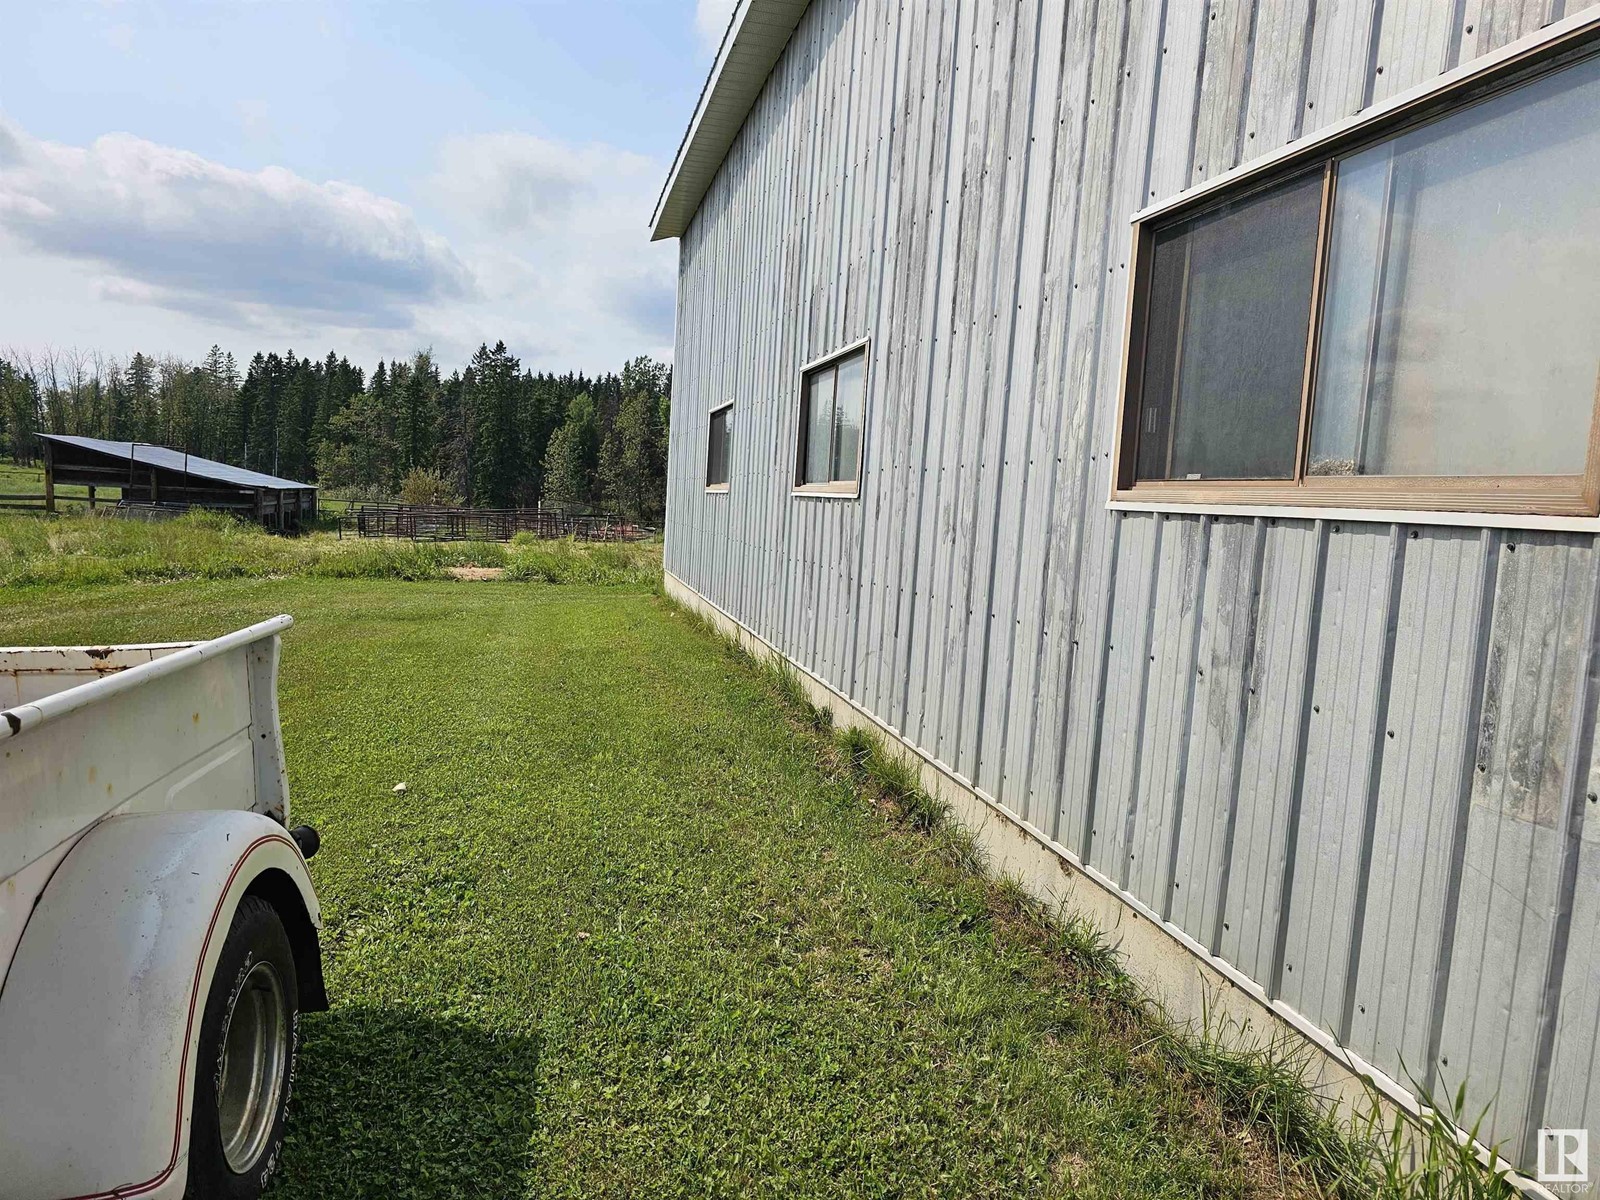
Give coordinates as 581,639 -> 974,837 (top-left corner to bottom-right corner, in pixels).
0,616 -> 324,1200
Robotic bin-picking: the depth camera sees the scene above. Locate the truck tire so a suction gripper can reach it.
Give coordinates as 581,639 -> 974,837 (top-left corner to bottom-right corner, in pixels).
185,896 -> 300,1199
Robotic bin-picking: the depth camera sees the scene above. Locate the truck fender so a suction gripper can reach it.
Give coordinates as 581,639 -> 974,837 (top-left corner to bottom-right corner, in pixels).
0,809 -> 324,1200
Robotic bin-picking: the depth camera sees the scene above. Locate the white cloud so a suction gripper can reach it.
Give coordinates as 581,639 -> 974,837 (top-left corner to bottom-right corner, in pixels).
0,118 -> 677,373
0,117 -> 472,333
696,0 -> 738,55
420,131 -> 677,368
431,132 -> 656,239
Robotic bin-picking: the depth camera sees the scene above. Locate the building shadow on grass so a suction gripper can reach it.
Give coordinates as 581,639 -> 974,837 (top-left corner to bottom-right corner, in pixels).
268,1004 -> 542,1199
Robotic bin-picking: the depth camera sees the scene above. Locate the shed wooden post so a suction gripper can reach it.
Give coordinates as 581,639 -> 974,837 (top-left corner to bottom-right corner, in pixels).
42,441 -> 55,514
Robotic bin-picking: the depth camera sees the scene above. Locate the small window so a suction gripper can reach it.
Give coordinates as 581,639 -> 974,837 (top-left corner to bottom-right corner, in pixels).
706,402 -> 732,491
1116,39 -> 1600,516
796,344 -> 867,495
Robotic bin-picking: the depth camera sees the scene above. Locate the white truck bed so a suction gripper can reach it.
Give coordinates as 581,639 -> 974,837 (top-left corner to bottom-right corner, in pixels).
0,617 -> 296,985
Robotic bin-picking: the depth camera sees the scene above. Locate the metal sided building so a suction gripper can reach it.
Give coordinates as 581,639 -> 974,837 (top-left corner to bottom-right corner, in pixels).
38,435 -> 318,530
652,0 -> 1600,1182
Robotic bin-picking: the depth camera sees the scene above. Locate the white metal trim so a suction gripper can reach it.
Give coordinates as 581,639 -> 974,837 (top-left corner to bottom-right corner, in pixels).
798,335 -> 871,376
650,0 -> 814,241
650,0 -> 747,237
1107,498 -> 1600,533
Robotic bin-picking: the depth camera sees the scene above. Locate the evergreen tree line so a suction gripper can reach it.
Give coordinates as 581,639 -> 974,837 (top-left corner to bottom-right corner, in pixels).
0,342 -> 671,521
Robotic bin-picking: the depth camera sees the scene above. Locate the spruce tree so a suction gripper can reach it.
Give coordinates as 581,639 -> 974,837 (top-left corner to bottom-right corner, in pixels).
0,360 -> 43,464
237,353 -> 267,465
541,392 -> 600,509
399,349 -> 440,474
107,370 -> 132,441
466,342 -> 520,506
125,353 -> 156,444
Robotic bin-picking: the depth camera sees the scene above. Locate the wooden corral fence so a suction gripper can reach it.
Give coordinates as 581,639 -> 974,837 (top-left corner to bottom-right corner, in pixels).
0,491 -> 116,512
344,503 -> 652,543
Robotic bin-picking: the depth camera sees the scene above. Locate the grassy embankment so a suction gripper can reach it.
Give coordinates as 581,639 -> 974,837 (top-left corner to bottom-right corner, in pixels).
0,515 -> 1511,1199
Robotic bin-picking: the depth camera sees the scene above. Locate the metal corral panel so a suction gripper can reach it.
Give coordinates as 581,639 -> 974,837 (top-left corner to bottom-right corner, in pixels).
660,0 -> 1600,1173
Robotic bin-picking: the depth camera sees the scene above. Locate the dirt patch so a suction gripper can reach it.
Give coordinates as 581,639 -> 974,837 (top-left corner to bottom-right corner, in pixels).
446,566 -> 506,581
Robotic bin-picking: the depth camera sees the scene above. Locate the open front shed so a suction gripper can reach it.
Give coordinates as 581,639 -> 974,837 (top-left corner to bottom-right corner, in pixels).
655,0 -> 1600,1185
38,434 -> 317,530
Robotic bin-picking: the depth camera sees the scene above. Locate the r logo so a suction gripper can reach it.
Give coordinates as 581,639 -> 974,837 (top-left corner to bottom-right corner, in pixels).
1538,1129 -> 1590,1185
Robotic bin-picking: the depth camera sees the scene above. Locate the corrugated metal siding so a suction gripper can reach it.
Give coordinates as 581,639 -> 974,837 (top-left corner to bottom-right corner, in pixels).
662,0 -> 1600,1172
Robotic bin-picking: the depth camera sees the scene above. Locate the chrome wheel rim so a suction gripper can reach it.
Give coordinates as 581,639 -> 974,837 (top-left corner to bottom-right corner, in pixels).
217,960 -> 288,1174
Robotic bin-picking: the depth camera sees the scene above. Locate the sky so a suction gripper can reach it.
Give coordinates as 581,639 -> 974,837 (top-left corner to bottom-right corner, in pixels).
0,0 -> 740,375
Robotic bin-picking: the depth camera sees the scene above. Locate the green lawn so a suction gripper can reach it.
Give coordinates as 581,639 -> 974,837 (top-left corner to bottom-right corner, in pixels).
0,576 -> 1325,1199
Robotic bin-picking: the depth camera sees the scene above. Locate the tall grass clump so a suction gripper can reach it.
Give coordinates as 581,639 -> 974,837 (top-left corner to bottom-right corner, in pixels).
503,539 -> 660,586
304,540 -> 503,581
760,657 -> 833,732
1352,1078 -> 1520,1200
837,724 -> 947,833
1150,1013 -> 1369,1192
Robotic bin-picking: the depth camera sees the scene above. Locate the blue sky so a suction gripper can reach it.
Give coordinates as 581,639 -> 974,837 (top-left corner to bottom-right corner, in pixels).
0,0 -> 738,373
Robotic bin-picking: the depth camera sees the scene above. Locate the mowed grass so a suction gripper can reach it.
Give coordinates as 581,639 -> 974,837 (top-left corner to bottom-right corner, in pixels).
0,577 -> 1325,1199
0,509 -> 659,589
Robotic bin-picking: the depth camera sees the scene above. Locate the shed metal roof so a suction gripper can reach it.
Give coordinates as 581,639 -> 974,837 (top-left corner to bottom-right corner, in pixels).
649,0 -> 812,241
40,434 -> 317,491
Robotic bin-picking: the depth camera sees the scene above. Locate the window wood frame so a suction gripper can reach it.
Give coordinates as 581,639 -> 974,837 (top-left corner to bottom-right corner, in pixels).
793,337 -> 870,499
1111,12 -> 1600,520
705,400 -> 733,493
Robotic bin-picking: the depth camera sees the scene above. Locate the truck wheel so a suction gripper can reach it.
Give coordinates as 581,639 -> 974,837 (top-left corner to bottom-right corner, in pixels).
185,896 -> 300,1199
